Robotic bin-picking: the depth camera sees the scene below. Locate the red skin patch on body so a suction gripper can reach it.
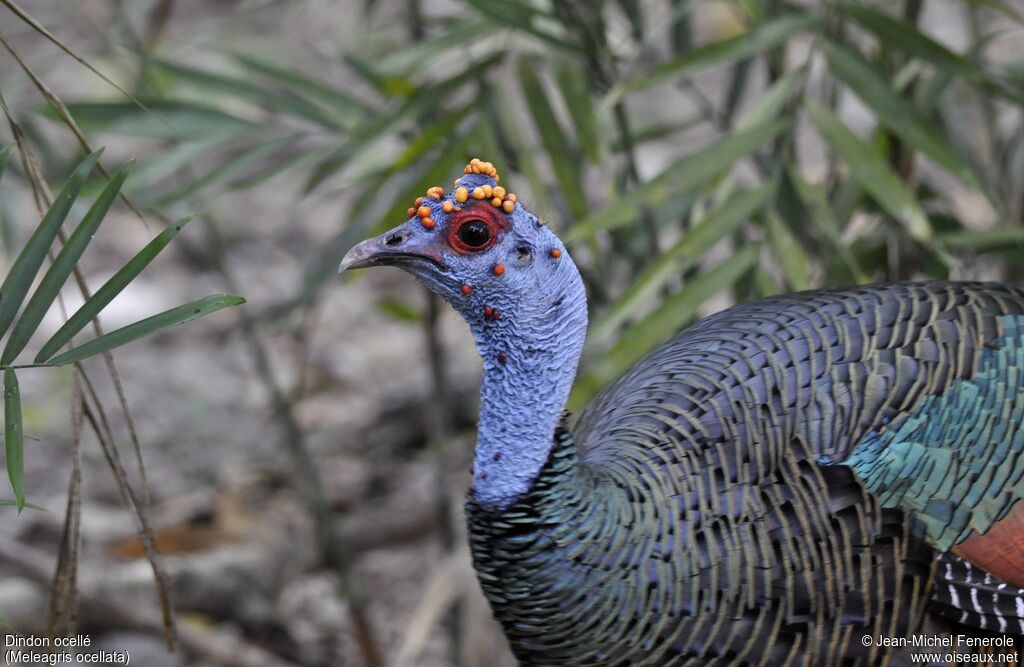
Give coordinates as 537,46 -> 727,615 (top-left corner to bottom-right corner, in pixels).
951,500 -> 1024,586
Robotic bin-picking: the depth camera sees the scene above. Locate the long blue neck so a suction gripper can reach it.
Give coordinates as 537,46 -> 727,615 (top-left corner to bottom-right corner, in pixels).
468,261 -> 588,510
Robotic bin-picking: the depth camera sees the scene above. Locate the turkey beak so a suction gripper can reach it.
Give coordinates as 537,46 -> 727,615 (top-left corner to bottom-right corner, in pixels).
339,224 -> 447,273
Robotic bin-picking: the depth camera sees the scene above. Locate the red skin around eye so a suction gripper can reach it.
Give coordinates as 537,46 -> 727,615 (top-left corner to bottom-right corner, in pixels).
448,204 -> 507,254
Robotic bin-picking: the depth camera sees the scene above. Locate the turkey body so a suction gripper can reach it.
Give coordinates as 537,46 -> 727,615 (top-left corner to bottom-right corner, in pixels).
466,281 -> 1024,666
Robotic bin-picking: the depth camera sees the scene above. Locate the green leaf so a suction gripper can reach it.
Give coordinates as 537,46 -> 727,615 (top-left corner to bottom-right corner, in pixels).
609,13 -> 816,101
55,102 -> 255,139
556,60 -> 602,163
3,368 -> 23,513
841,3 -> 1024,105
123,140 -> 216,194
0,149 -> 104,341
149,58 -> 346,130
939,227 -> 1024,252
489,80 -> 553,216
786,167 -> 867,282
571,245 -> 760,408
305,53 -> 504,193
2,163 -> 132,365
233,53 -> 368,124
393,103 -> 475,170
371,17 -> 493,77
518,59 -> 588,217
463,0 -> 580,52
765,209 -> 811,291
47,294 -> 245,367
736,67 -> 803,130
36,214 -> 197,363
805,100 -> 933,245
591,184 -> 771,342
151,134 -> 297,206
567,119 -> 786,241
0,499 -> 45,511
821,39 -> 985,194
0,144 -> 13,185
370,130 -> 476,235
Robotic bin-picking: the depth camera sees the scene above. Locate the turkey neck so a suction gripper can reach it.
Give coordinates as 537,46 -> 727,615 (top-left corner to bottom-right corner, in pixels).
468,259 -> 588,510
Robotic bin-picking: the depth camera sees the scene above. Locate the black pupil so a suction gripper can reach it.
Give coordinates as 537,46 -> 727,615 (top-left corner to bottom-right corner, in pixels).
458,220 -> 490,248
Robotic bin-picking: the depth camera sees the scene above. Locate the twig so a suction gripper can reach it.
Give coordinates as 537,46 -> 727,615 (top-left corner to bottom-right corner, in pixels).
47,373 -> 84,638
79,388 -> 175,649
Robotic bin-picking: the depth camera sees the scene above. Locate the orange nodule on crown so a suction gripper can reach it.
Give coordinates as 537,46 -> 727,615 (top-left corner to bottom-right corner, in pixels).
464,157 -> 499,181
405,159 -> 520,225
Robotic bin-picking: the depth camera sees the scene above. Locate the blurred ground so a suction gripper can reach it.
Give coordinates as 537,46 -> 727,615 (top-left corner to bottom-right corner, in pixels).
0,1 -> 1019,666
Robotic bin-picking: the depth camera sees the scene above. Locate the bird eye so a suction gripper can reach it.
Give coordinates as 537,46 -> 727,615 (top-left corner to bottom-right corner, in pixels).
448,207 -> 504,254
458,220 -> 491,248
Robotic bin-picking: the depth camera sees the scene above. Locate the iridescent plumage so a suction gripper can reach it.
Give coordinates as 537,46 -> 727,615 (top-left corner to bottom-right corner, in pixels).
342,161 -> 1024,666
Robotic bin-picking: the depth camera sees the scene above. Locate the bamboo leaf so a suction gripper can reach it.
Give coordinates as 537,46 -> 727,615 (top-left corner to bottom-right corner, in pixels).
0,144 -> 13,184
765,209 -> 811,291
54,102 -> 255,139
0,499 -> 45,511
609,13 -> 816,101
371,131 -> 476,235
463,0 -> 580,52
786,167 -> 866,281
2,162 -> 132,365
305,53 -> 504,193
3,368 -> 23,513
821,39 -> 986,194
518,59 -> 588,217
490,80 -> 553,215
572,245 -> 760,408
591,185 -> 771,342
393,103 -> 475,170
371,17 -> 493,76
939,227 -> 1024,252
123,140 -> 216,194
567,119 -> 786,241
0,149 -> 103,341
151,134 -> 297,206
47,294 -> 245,367
736,67 -> 803,130
36,214 -> 196,363
233,53 -> 369,123
556,60 -> 601,163
149,58 -> 347,129
841,3 -> 1024,104
805,100 -> 933,245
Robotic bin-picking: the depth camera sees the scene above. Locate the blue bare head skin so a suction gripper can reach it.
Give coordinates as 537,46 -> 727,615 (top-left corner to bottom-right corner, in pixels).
341,159 -> 588,509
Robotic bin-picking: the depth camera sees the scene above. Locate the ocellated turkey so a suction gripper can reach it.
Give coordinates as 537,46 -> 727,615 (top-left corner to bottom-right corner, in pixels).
341,159 -> 1024,666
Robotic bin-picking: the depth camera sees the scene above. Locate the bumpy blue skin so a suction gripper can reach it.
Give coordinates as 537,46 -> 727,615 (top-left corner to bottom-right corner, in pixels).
356,172 -> 588,510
